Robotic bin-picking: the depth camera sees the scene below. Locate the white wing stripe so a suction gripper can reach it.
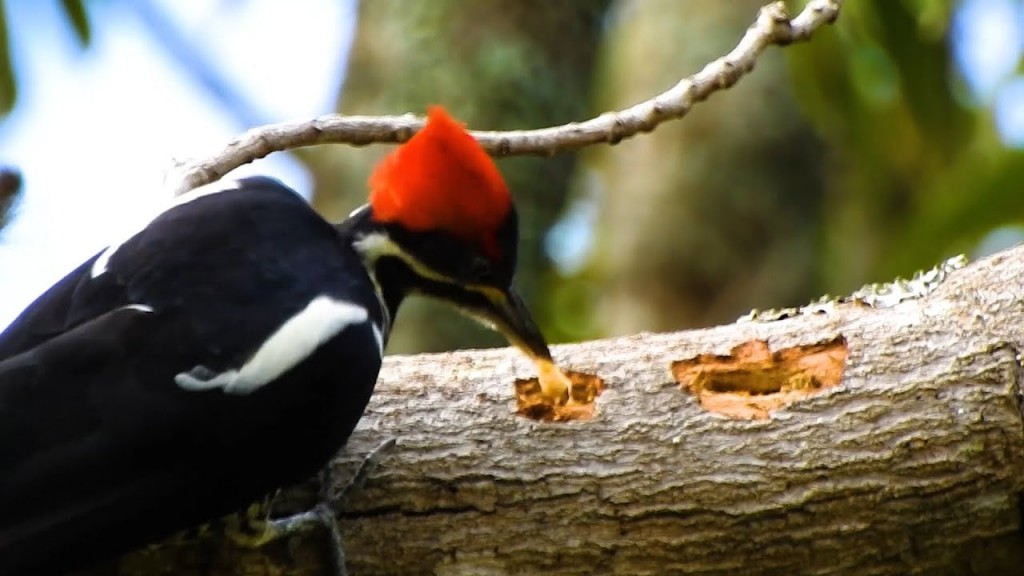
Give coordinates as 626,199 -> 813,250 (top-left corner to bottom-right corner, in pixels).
175,295 -> 370,395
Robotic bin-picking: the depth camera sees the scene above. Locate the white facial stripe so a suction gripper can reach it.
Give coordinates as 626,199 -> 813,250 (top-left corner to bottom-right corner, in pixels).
371,323 -> 384,356
348,203 -> 370,219
174,296 -> 370,395
352,231 -> 454,285
354,231 -> 496,295
91,179 -> 243,278
353,231 -> 505,304
350,233 -> 391,325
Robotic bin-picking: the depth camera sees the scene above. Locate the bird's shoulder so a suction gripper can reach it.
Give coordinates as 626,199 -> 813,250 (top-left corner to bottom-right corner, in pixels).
0,176 -> 379,363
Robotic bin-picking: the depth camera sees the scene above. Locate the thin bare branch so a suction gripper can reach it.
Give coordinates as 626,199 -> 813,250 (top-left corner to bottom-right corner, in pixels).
168,0 -> 842,196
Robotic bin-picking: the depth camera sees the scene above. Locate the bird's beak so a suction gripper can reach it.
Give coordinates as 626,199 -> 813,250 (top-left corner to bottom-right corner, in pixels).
475,286 -> 552,362
467,285 -> 573,404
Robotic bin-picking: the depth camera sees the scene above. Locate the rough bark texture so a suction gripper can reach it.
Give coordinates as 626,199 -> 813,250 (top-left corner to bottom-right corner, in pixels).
98,245 -> 1024,575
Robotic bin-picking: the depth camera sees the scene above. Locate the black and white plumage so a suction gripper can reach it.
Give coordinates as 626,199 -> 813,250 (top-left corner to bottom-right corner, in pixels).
0,177 -> 389,574
0,107 -> 555,575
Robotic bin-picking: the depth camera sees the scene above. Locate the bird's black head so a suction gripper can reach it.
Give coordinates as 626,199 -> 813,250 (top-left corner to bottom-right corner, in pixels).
344,107 -> 552,362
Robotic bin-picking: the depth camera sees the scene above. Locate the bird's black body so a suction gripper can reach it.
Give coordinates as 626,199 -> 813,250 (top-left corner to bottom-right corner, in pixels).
0,177 -> 390,574
0,108 -> 554,576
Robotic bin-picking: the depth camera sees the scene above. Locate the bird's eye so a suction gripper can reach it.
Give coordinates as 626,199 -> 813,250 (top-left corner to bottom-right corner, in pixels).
470,256 -> 493,283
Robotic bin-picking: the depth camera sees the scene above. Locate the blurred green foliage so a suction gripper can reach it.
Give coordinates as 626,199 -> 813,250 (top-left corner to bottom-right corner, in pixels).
0,0 -> 91,115
60,0 -> 91,46
0,1 -> 17,116
787,0 -> 1024,288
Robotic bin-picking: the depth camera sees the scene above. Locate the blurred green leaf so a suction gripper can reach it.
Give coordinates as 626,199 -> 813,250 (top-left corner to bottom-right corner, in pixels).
0,0 -> 15,116
890,147 -> 1024,275
869,0 -> 970,160
849,43 -> 900,106
60,0 -> 91,47
0,0 -> 93,119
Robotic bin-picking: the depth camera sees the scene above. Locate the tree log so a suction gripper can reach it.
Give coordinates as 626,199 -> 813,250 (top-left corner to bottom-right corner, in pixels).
102,245 -> 1024,575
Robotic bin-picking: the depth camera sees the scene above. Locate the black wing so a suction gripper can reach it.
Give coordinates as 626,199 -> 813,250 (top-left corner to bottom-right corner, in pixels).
0,254 -> 115,361
0,306 -> 178,573
0,177 -> 383,574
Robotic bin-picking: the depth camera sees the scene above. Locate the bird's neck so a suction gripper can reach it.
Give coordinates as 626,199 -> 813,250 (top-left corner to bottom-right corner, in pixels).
336,205 -> 411,332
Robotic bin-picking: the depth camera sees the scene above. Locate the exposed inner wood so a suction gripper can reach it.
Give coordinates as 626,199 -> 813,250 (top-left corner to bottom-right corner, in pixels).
672,336 -> 848,419
515,369 -> 605,421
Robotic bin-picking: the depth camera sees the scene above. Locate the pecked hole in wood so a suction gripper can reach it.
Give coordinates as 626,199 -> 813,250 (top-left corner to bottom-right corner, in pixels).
671,335 -> 848,420
514,370 -> 604,422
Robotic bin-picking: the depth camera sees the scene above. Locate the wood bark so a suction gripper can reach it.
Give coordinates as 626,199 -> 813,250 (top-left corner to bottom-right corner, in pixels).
97,245 -> 1024,575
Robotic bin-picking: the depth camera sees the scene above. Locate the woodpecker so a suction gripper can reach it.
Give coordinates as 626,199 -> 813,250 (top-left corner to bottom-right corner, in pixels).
0,107 -> 562,574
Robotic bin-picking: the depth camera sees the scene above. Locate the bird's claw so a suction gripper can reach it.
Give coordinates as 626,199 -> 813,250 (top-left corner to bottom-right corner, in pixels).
234,438 -> 396,576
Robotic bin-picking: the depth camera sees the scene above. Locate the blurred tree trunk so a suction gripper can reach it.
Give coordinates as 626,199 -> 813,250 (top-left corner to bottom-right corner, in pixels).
582,0 -> 827,336
299,0 -> 611,354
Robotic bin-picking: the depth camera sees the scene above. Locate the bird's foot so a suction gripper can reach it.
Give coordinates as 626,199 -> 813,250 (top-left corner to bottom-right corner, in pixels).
232,438 -> 397,576
223,494 -> 282,548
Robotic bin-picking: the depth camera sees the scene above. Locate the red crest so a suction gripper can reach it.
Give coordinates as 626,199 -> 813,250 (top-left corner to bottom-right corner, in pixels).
368,107 -> 511,259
